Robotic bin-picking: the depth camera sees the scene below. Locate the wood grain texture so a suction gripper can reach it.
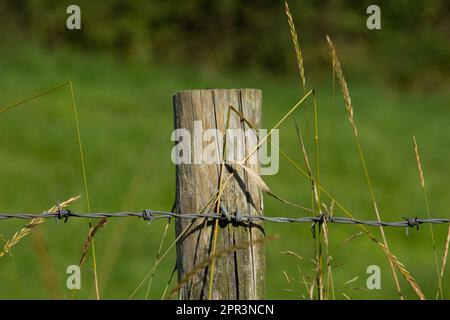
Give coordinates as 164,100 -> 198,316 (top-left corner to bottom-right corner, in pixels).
173,89 -> 264,300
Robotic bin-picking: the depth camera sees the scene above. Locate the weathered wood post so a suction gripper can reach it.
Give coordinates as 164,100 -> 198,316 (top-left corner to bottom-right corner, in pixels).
173,89 -> 265,299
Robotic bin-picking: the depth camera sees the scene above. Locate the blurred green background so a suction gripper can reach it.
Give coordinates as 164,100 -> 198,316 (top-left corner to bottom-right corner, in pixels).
0,1 -> 449,299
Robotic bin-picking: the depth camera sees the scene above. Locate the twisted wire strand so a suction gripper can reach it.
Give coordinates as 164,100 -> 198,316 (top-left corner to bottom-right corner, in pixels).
0,209 -> 449,229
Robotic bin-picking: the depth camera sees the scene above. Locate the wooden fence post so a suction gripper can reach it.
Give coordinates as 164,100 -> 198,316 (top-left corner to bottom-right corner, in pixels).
173,89 -> 265,300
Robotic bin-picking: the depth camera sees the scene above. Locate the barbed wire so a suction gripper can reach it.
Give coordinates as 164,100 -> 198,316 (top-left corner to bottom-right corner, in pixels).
0,207 -> 449,231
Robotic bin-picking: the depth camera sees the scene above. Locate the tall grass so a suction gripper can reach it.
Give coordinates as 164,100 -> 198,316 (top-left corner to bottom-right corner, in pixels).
326,35 -> 403,299
282,2 -> 431,300
285,1 -> 330,299
326,35 -> 427,300
413,136 -> 443,299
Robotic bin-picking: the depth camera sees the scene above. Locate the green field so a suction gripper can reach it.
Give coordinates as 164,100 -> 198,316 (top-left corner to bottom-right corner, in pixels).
1,45 -> 449,299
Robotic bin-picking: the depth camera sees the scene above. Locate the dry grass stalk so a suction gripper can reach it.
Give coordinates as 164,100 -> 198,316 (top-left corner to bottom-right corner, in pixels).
228,160 -> 317,214
341,292 -> 351,300
237,162 -> 271,195
285,1 -> 306,90
299,265 -> 315,300
282,271 -> 294,286
281,251 -> 315,299
413,137 -> 426,188
0,195 -> 81,258
413,136 -> 442,299
280,250 -> 303,261
79,218 -> 107,266
326,35 -> 426,300
325,36 -> 357,138
440,228 -> 450,290
369,232 -> 425,299
331,232 -> 363,254
224,109 -> 317,214
322,203 -> 336,299
343,276 -> 358,286
294,119 -> 319,205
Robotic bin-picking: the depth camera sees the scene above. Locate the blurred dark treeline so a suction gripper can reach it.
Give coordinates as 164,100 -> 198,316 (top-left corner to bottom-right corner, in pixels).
1,0 -> 449,87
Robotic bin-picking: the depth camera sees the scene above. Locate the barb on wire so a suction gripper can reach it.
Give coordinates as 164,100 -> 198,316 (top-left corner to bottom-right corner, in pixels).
0,209 -> 449,231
